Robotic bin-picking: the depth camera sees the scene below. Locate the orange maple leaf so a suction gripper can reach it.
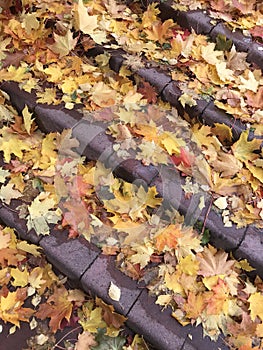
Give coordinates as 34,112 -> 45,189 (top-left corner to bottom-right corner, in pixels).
155,224 -> 182,252
36,285 -> 73,332
145,19 -> 174,44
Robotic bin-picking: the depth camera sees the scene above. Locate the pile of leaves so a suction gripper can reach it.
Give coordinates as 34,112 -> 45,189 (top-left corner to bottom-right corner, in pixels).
0,224 -> 151,350
171,0 -> 263,42
0,0 -> 262,349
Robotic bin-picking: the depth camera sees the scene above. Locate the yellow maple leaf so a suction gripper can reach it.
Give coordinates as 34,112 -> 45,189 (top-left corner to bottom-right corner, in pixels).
22,105 -> 35,135
159,131 -> 185,155
201,43 -> 223,65
90,81 -> 116,107
75,0 -> 98,35
16,241 -> 41,257
49,31 -> 78,58
232,130 -> 261,163
164,271 -> 185,294
215,61 -> 235,82
0,183 -> 22,205
177,255 -> 199,276
129,240 -> 154,269
10,267 -> 28,287
145,18 -> 174,44
0,127 -> 31,162
0,229 -> 11,249
238,70 -> 259,93
36,88 -> 60,105
178,93 -> 197,108
0,65 -> 31,83
248,292 -> 263,321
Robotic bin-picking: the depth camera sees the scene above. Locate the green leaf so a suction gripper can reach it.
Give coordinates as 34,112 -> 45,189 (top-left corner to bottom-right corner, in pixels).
92,328 -> 126,350
215,34 -> 232,51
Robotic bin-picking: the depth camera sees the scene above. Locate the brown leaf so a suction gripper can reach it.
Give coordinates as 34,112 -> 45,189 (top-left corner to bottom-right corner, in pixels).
138,81 -> 158,104
75,331 -> 97,350
197,245 -> 235,277
36,285 -> 73,333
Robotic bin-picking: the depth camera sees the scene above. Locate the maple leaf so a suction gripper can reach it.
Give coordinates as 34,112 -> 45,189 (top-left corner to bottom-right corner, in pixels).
201,43 -> 223,65
75,0 -> 98,35
183,292 -> 205,320
155,224 -> 182,252
90,82 -> 116,108
78,303 -> 107,333
0,182 -> 22,205
56,129 -> 80,158
0,127 -> 31,163
27,193 -> 62,236
22,105 -> 35,135
137,81 -> 157,103
197,245 -> 235,277
36,285 -> 73,332
49,31 -> 78,58
10,267 -> 28,287
212,151 -> 243,177
145,19 -> 174,44
75,331 -> 97,350
238,70 -> 259,93
129,240 -> 154,269
159,131 -> 185,155
232,130 -> 261,163
0,290 -> 34,327
61,199 -> 90,239
0,229 -> 11,249
96,298 -> 126,329
248,292 -> 263,322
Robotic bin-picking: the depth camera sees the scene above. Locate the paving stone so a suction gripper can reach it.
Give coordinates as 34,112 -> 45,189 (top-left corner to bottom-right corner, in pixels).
233,226 -> 263,278
0,81 -> 37,113
72,119 -> 115,162
175,10 -> 215,35
200,101 -> 246,141
247,42 -> 263,70
201,208 -> 247,251
126,289 -> 189,350
0,199 -> 40,244
80,255 -> 143,315
34,104 -> 83,133
182,328 -> 229,350
114,158 -> 159,185
161,81 -> 184,115
137,68 -> 172,94
149,165 -> 184,212
210,23 -> 252,52
40,229 -> 100,282
184,98 -> 211,120
109,51 -> 125,73
158,1 -> 179,22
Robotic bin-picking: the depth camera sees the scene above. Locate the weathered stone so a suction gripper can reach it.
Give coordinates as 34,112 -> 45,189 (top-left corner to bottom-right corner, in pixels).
137,68 -> 172,94
80,255 -> 142,315
200,101 -> 246,141
247,42 -> 263,70
34,104 -> 83,133
114,158 -> 159,185
0,81 -> 37,113
40,229 -> 100,282
210,23 -> 252,52
72,119 -> 115,162
234,226 -> 263,278
126,289 -> 188,350
176,10 -> 214,34
0,199 -> 40,244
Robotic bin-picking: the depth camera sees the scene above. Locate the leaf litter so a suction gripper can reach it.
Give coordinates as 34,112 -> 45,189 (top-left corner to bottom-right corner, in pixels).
0,0 -> 262,349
